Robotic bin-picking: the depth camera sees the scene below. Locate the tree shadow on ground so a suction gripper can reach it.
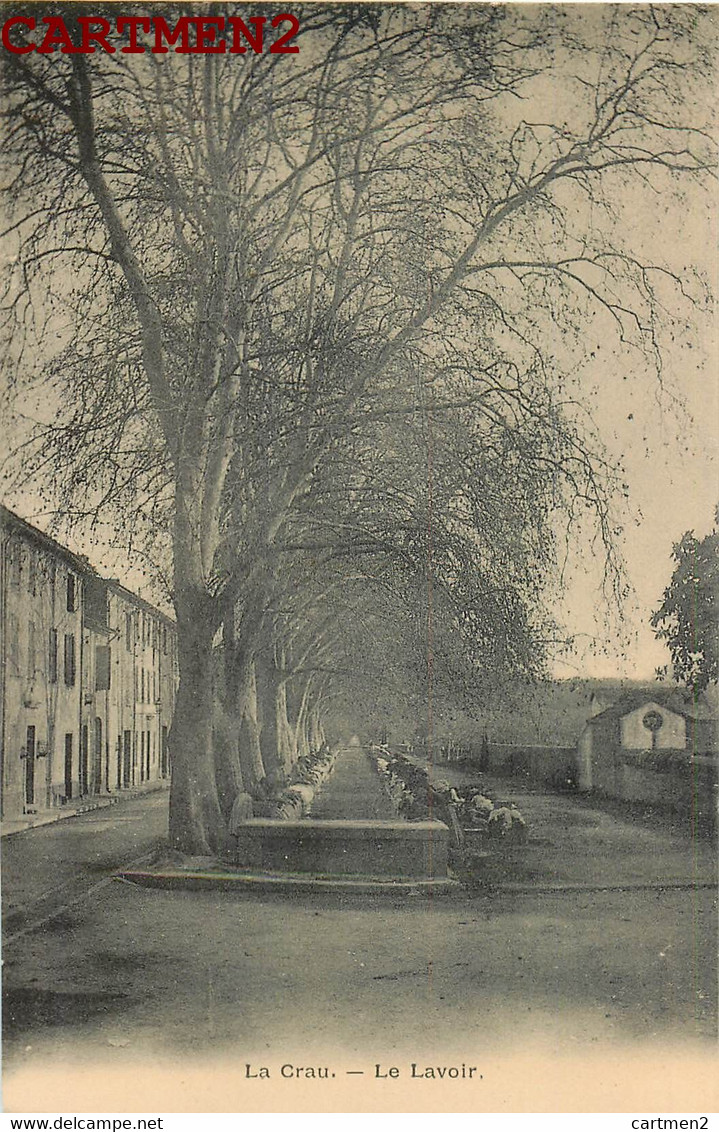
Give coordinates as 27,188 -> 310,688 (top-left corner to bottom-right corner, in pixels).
2,987 -> 131,1043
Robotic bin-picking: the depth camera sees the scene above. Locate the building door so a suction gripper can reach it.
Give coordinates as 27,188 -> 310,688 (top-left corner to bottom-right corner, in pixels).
79,725 -> 88,795
161,725 -> 169,777
122,731 -> 131,788
93,718 -> 103,794
24,726 -> 36,806
146,728 -> 151,780
64,733 -> 73,800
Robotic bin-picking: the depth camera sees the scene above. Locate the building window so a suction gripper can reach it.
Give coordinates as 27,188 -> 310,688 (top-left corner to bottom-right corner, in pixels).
64,633 -> 76,686
79,725 -> 88,795
28,549 -> 37,596
125,612 -> 132,651
95,645 -> 111,691
64,733 -> 73,800
27,620 -> 36,677
24,725 -> 36,806
123,731 -> 132,788
161,725 -> 169,777
66,572 -> 76,613
9,543 -> 22,587
162,625 -> 167,655
7,613 -> 19,668
49,629 -> 58,684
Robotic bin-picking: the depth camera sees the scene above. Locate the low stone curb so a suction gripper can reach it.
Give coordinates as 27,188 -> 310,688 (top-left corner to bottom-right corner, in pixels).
472,878 -> 717,894
115,866 -> 461,897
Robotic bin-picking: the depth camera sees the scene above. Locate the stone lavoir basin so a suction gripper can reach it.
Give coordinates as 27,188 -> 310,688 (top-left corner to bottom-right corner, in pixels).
118,743 -> 458,895
231,817 -> 450,881
228,743 -> 455,890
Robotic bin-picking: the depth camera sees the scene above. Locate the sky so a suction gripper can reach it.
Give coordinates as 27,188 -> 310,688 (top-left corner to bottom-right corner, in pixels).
550,159 -> 717,679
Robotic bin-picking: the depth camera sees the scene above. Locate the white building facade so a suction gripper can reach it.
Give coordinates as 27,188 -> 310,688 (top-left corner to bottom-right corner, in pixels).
0,505 -> 177,827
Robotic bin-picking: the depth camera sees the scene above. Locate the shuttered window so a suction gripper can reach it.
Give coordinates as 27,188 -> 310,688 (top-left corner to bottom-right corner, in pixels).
95,645 -> 111,691
28,620 -> 36,676
64,633 -> 76,686
49,629 -> 58,684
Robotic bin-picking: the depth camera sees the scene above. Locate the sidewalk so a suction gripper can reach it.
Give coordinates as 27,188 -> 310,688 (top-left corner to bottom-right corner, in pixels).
309,744 -> 397,820
1,779 -> 169,838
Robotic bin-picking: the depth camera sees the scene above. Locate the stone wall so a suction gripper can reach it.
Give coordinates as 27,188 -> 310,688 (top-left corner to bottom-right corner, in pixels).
578,728 -> 717,827
617,750 -> 717,825
464,743 -> 577,788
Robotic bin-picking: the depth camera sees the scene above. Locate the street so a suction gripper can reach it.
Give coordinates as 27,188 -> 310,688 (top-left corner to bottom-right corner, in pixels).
2,788 -> 169,940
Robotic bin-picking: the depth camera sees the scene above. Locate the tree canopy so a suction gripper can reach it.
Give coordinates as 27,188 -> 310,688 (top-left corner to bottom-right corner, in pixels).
1,3 -> 714,851
651,513 -> 719,693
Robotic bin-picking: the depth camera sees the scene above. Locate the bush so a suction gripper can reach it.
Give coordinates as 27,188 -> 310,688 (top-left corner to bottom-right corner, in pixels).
369,749 -> 528,838
487,805 -> 528,844
272,744 -> 337,819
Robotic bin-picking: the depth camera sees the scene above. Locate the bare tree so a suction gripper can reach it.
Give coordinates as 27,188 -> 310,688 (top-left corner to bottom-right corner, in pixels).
2,3 -> 713,852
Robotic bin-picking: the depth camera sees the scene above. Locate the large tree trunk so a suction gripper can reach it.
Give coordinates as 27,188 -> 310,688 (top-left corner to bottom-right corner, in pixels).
308,699 -> 326,751
255,644 -> 294,787
214,610 -> 245,820
213,703 -> 245,824
168,601 -> 228,856
168,485 -> 244,856
275,678 -> 297,773
295,712 -> 309,761
222,592 -> 270,797
290,675 -> 316,760
236,654 -> 266,794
